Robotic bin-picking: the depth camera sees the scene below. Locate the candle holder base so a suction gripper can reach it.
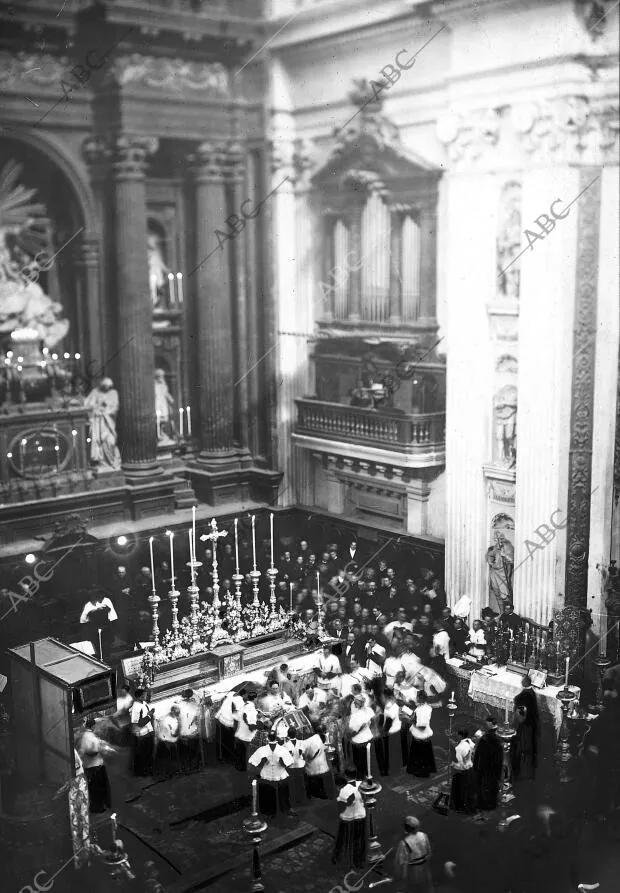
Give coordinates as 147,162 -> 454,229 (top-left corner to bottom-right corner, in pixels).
243,814 -> 267,835
360,778 -> 382,797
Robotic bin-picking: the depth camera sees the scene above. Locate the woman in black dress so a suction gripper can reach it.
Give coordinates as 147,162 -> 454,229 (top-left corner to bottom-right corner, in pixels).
511,674 -> 540,783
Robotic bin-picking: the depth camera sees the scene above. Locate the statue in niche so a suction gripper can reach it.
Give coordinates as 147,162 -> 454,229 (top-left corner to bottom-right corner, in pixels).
147,227 -> 170,310
84,377 -> 121,471
486,525 -> 515,613
496,181 -> 522,303
494,384 -> 517,467
0,160 -> 70,347
154,368 -> 175,445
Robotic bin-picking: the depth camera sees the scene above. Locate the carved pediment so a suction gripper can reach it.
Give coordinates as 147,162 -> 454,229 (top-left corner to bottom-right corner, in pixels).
312,79 -> 440,194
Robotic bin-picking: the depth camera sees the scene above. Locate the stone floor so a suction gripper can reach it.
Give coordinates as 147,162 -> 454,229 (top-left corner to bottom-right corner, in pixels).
3,706 -> 620,893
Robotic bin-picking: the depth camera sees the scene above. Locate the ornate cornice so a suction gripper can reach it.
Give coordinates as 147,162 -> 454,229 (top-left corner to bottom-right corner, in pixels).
511,95 -> 619,165
105,54 -> 230,96
0,51 -> 71,88
436,108 -> 501,165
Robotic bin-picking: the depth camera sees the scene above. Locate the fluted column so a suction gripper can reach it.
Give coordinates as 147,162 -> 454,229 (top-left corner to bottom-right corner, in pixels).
321,214 -> 336,321
389,210 -> 403,324
228,140 -> 250,456
75,235 -> 102,376
347,199 -> 364,321
113,135 -> 161,479
419,205 -> 437,321
191,142 -> 236,461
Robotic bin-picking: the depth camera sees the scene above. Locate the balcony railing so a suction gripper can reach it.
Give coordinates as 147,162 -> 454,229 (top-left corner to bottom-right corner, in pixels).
295,398 -> 445,456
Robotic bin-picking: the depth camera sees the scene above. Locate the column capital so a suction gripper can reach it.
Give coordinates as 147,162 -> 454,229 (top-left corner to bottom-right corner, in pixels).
113,135 -> 159,179
190,141 -> 230,181
511,95 -> 619,166
270,138 -> 313,187
437,108 -> 501,167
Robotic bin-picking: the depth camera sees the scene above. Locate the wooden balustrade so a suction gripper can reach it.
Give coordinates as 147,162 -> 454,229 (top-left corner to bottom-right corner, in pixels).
295,398 -> 445,455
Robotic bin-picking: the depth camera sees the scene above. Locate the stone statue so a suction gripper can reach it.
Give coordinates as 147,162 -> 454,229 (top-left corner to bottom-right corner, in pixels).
84,377 -> 121,470
494,385 -> 517,466
496,182 -> 522,302
148,231 -> 169,308
154,368 -> 175,445
486,531 -> 514,613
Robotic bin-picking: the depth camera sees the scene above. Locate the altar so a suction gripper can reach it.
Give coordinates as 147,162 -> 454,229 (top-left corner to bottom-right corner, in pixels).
445,659 -> 580,750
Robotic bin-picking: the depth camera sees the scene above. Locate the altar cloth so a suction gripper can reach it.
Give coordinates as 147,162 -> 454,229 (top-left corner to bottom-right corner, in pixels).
467,668 -> 580,735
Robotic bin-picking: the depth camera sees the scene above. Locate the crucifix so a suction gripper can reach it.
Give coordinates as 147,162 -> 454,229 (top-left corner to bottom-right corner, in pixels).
200,518 -> 231,646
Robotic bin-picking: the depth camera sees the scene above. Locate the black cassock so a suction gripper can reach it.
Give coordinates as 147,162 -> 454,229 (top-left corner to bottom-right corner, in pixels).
473,730 -> 503,810
511,686 -> 540,782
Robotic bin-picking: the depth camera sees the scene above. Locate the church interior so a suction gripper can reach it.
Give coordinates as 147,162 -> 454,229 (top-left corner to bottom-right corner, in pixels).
0,1 -> 619,891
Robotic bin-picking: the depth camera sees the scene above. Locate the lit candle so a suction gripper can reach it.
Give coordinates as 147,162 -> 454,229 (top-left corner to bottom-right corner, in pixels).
179,406 -> 184,437
251,778 -> 257,814
169,531 -> 175,589
316,571 -> 320,598
251,515 -> 257,570
186,405 -> 192,436
149,536 -> 156,592
176,272 -> 184,304
234,518 -> 239,574
270,513 -> 274,568
110,812 -> 118,840
504,700 -> 509,724
71,429 -> 78,470
19,437 -> 26,472
168,272 -> 175,303
188,529 -> 193,569
54,433 -> 60,472
564,655 -> 569,689
366,741 -> 371,778
556,639 -> 560,655
156,410 -> 161,440
192,505 -> 197,564
290,582 -> 293,613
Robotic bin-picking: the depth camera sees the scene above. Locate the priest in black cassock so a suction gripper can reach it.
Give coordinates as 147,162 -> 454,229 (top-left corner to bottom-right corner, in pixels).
473,715 -> 504,810
511,674 -> 540,783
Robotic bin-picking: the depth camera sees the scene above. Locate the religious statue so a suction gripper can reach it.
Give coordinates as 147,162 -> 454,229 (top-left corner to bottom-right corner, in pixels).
496,181 -> 522,302
154,368 -> 175,445
84,378 -> 121,470
0,160 -> 70,347
486,531 -> 514,613
493,385 -> 517,466
147,230 -> 169,309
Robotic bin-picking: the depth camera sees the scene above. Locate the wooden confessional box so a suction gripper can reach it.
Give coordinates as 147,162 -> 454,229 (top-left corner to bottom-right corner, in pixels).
7,637 -> 116,786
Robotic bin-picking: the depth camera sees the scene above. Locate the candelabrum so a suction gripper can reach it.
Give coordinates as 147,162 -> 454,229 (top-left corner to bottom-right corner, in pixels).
249,568 -> 261,608
590,653 -> 612,713
232,571 -> 244,613
148,589 -> 163,664
185,556 -> 202,654
497,720 -> 517,806
244,786 -> 268,893
168,585 -> 185,660
360,745 -> 384,867
266,566 -> 279,628
317,589 -> 324,639
555,687 -> 577,783
434,690 -> 458,815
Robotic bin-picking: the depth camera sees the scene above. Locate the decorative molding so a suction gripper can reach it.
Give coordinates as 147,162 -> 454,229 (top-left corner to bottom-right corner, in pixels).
436,108 -> 501,165
511,96 -> 619,165
564,169 -> 601,608
113,135 -> 159,178
106,55 -> 230,95
0,51 -> 71,88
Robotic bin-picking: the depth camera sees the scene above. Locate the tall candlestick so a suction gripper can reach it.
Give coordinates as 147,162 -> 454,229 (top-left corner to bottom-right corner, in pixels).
186,406 -> 192,436
316,571 -> 320,597
289,582 -> 293,613
176,271 -> 184,304
366,741 -> 371,778
251,515 -> 257,570
168,272 -> 175,303
179,406 -> 184,437
188,530 -> 194,575
156,410 -> 161,440
270,513 -> 274,568
504,700 -> 509,725
110,812 -> 118,840
234,518 -> 240,574
54,432 -> 60,472
71,429 -> 77,471
149,536 -> 156,592
564,655 -> 570,689
252,778 -> 257,814
169,531 -> 175,589
192,506 -> 197,564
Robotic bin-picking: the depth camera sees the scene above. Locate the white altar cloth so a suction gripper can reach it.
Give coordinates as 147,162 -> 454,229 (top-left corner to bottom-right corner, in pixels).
467,668 -> 580,735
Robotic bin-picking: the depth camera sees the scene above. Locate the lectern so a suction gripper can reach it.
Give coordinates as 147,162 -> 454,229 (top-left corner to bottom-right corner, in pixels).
7,637 -> 115,786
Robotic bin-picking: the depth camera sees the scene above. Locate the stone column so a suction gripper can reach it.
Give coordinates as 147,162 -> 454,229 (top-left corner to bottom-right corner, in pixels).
418,204 -> 437,322
190,141 -> 236,463
321,214 -> 336,321
113,135 -> 161,480
389,210 -> 403,324
228,140 -> 250,457
75,235 -> 102,376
